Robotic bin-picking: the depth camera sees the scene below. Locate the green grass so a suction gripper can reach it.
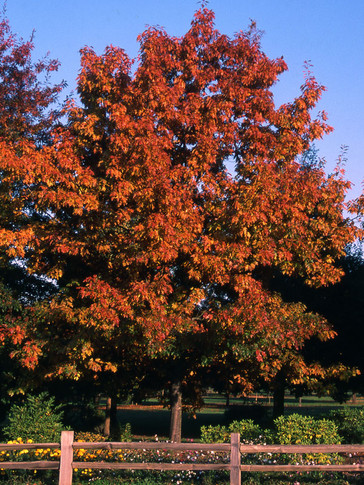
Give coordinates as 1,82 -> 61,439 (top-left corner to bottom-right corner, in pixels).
117,407 -> 227,440
115,392 -> 362,440
139,392 -> 363,409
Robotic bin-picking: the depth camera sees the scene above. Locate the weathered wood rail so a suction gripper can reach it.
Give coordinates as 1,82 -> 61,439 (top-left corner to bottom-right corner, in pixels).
0,431 -> 363,485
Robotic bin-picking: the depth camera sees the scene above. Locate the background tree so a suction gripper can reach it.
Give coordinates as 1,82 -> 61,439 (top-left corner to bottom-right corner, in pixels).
272,243 -> 363,404
0,10 -> 63,304
0,7 -> 357,441
0,12 -> 64,416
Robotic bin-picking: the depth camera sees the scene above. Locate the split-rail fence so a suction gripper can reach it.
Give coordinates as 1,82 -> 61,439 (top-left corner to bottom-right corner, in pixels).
0,431 -> 363,484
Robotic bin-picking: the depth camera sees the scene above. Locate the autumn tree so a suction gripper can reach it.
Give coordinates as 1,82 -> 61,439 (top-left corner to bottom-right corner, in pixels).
0,7 -> 357,440
0,10 -> 63,287
0,11 -> 64,390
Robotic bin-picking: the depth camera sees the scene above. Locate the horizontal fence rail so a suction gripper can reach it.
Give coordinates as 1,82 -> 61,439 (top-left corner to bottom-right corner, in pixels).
0,441 -> 60,471
0,431 -> 363,485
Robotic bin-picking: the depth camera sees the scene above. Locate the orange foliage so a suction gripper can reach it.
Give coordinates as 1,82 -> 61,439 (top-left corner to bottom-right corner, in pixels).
0,8 -> 358,389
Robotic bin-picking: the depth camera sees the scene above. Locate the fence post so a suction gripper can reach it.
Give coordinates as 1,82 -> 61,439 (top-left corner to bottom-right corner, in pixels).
230,432 -> 241,485
59,430 -> 74,485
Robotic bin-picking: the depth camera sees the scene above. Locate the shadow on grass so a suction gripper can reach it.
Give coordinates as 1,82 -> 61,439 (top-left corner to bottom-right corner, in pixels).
117,408 -> 227,440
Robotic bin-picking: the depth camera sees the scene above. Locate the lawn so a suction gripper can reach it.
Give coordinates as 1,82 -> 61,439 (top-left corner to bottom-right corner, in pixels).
117,406 -> 226,440
115,392 -> 363,441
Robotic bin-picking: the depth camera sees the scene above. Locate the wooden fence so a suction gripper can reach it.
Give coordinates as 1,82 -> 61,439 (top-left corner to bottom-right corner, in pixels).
0,431 -> 363,485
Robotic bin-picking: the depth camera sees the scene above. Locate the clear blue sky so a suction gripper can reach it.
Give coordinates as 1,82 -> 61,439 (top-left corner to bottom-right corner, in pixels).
5,0 -> 364,202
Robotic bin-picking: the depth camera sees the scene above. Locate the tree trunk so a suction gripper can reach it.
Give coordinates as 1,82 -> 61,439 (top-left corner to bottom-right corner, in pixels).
104,396 -> 112,437
104,395 -> 119,437
273,371 -> 286,418
111,395 -> 119,438
170,381 -> 182,442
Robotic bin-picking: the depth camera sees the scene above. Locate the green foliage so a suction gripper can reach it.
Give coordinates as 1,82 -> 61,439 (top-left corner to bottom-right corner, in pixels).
119,422 -> 132,441
329,406 -> 364,443
274,413 -> 341,445
228,419 -> 268,443
200,423 -> 230,443
200,419 -> 271,444
240,476 -> 360,485
3,393 -> 65,443
0,472 -> 360,484
274,413 -> 341,465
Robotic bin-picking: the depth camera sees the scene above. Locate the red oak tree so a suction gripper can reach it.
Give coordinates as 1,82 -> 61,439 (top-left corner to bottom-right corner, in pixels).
0,8 -> 357,439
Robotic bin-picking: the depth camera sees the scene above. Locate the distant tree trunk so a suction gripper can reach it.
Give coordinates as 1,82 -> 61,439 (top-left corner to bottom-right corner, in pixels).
273,371 -> 286,418
170,381 -> 182,442
111,395 -> 119,438
104,396 -> 112,437
104,395 -> 118,437
226,392 -> 230,407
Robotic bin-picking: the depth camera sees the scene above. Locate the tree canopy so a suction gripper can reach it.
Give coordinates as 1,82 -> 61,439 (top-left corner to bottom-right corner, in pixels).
0,7 -> 360,440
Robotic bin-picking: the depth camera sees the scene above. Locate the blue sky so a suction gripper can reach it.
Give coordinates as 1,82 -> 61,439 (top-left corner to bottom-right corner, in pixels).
5,0 -> 364,202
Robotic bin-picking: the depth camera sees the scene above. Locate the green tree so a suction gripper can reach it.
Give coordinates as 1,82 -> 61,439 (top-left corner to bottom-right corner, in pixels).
273,245 -> 364,403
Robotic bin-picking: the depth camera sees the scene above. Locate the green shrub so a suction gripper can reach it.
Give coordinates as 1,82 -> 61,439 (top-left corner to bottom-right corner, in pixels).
274,413 -> 341,445
228,419 -> 267,443
200,423 -> 230,443
200,419 -> 270,444
119,422 -> 132,441
329,406 -> 364,443
274,413 -> 341,465
3,392 -> 65,443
